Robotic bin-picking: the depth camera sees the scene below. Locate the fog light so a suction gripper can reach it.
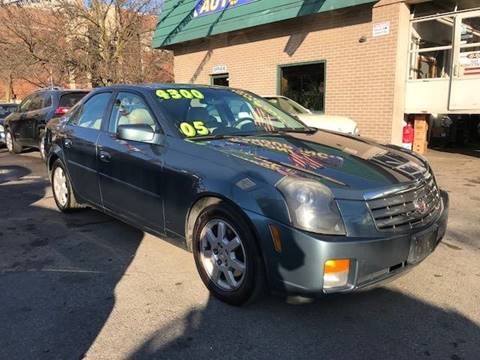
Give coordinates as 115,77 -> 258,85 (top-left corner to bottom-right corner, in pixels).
323,259 -> 350,290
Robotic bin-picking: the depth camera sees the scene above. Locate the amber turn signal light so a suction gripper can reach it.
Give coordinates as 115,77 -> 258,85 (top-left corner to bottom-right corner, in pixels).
323,259 -> 350,289
269,224 -> 282,253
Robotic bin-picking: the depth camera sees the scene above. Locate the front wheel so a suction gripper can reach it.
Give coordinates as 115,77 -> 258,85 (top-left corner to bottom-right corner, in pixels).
39,132 -> 46,160
5,130 -> 23,154
51,159 -> 82,212
192,203 -> 265,306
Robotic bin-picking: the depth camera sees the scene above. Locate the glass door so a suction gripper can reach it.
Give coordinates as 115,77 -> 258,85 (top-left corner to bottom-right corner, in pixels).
449,10 -> 480,110
211,74 -> 229,87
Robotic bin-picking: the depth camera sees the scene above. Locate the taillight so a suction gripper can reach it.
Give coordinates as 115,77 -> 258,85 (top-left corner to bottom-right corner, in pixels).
55,107 -> 70,116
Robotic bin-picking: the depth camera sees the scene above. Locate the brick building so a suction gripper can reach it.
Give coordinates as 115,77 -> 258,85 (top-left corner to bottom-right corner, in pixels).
153,0 -> 480,145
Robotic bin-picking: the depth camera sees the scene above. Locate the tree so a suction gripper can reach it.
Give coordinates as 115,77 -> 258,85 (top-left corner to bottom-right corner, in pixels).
0,0 -> 172,98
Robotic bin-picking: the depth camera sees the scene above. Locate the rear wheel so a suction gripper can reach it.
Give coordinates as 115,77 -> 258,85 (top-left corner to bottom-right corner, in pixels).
192,202 -> 265,306
51,159 -> 81,212
5,130 -> 22,154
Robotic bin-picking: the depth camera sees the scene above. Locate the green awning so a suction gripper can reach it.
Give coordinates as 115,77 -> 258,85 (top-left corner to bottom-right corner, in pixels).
153,0 -> 377,48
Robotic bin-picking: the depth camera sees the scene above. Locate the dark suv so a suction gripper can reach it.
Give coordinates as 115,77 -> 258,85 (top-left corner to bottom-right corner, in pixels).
4,88 -> 89,158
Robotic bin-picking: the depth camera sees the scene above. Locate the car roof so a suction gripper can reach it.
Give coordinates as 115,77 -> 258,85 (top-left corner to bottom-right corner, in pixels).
92,83 -> 236,92
33,88 -> 90,95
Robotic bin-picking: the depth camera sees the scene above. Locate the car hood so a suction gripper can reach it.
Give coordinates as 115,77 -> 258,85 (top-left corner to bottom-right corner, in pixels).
296,114 -> 357,133
200,131 -> 429,199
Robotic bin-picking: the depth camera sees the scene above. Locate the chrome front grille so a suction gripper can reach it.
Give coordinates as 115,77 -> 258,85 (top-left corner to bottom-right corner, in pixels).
366,173 -> 442,232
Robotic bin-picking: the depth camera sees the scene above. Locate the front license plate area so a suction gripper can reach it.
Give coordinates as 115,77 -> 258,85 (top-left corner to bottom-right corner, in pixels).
408,230 -> 438,264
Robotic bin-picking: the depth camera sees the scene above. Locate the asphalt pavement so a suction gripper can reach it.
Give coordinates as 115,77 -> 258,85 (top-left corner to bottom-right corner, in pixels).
0,147 -> 479,360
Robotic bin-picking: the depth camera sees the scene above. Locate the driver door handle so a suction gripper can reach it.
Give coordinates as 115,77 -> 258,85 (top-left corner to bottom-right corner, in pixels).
98,150 -> 111,163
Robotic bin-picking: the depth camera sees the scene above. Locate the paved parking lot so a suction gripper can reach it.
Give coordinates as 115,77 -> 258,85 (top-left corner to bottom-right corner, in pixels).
0,147 -> 479,360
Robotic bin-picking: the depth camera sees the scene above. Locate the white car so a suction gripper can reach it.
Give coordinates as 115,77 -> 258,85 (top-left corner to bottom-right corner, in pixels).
264,95 -> 360,136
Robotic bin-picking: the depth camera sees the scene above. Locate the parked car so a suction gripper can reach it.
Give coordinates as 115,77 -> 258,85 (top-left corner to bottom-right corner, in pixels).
4,88 -> 89,158
45,84 -> 448,305
0,103 -> 18,146
264,95 -> 360,135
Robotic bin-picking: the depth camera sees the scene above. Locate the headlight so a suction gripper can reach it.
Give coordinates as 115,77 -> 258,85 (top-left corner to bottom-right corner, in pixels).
276,176 -> 346,235
0,124 -> 4,132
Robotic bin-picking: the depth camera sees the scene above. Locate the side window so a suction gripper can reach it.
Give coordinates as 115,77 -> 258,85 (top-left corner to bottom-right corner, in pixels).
108,92 -> 157,133
29,94 -> 44,111
66,103 -> 82,124
19,95 -> 34,112
43,94 -> 52,108
70,92 -> 111,130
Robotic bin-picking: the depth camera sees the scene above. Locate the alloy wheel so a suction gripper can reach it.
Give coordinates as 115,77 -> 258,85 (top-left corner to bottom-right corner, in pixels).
199,219 -> 247,291
39,134 -> 46,159
53,166 -> 68,207
6,132 -> 13,152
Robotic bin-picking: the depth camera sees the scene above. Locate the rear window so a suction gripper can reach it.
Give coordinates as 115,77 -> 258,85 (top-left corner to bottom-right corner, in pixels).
59,92 -> 88,108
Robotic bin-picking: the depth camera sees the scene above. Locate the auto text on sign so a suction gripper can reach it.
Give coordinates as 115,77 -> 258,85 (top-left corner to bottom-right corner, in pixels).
194,0 -> 256,17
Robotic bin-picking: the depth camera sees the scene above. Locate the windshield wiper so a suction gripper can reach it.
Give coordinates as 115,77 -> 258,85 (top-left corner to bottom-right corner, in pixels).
278,127 -> 317,134
257,127 -> 316,135
187,127 -> 316,141
188,134 -> 237,141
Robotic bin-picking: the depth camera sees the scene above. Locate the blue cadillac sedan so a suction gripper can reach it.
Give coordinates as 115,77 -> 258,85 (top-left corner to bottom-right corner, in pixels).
45,84 -> 449,305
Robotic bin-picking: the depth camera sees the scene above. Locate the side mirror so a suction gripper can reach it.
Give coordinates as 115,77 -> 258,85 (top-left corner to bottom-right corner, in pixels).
117,124 -> 155,143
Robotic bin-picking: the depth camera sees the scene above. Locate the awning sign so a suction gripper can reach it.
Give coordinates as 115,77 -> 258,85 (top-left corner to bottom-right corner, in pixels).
193,0 -> 255,18
460,51 -> 480,76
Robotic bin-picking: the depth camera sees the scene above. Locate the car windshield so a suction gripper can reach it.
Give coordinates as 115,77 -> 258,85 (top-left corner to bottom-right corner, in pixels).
282,98 -> 310,114
154,87 -> 308,139
266,97 -> 310,115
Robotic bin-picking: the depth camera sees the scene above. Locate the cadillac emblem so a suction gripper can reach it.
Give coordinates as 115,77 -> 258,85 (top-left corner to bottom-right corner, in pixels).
413,198 -> 428,215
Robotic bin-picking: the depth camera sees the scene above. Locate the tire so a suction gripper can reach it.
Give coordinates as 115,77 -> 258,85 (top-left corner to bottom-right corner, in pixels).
192,202 -> 265,306
5,130 -> 22,154
51,159 -> 82,212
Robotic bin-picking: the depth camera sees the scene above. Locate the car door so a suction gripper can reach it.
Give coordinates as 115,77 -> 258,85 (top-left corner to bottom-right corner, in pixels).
19,93 -> 45,145
28,92 -> 53,145
97,91 -> 166,232
63,91 -> 113,206
8,94 -> 34,144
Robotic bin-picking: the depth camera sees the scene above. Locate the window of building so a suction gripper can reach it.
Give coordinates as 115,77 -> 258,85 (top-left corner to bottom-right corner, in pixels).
409,17 -> 454,79
278,62 -> 325,112
412,1 -> 480,18
211,74 -> 229,86
459,16 -> 480,77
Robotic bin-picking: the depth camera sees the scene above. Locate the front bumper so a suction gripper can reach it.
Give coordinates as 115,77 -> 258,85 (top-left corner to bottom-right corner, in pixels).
246,190 -> 449,296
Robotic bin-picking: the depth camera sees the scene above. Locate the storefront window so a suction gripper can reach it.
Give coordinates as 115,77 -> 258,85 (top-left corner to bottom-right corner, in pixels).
279,62 -> 325,112
461,16 -> 480,44
459,16 -> 480,77
409,17 -> 454,79
412,1 -> 479,18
